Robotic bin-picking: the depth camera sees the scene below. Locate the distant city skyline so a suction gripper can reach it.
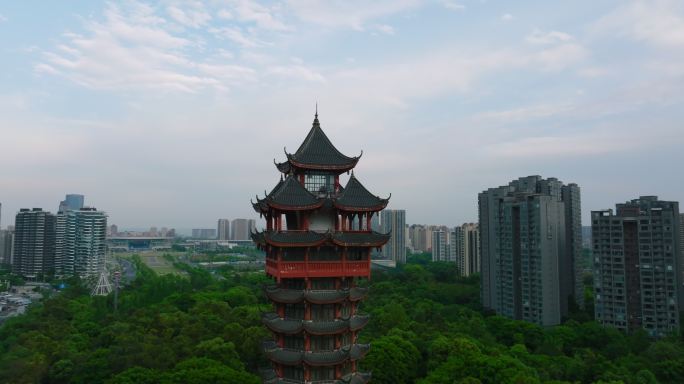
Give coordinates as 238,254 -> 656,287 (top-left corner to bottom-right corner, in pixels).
2,1 -> 684,227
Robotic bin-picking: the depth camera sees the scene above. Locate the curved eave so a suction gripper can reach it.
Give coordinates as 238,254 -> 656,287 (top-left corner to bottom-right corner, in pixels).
349,315 -> 370,331
275,160 -> 291,174
265,287 -> 366,304
266,200 -> 324,212
251,231 -> 265,245
347,372 -> 372,384
350,344 -> 371,361
333,200 -> 389,212
286,156 -> 360,172
304,349 -> 349,366
252,200 -> 269,214
331,233 -> 391,248
264,287 -> 306,304
264,238 -> 328,248
349,287 -> 369,302
331,239 -> 389,247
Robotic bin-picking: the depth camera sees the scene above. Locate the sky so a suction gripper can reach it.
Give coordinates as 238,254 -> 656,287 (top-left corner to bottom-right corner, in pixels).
1,0 -> 684,229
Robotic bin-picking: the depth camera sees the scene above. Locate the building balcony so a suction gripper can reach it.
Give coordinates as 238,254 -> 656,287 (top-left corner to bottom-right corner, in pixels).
265,286 -> 369,304
261,368 -> 371,384
266,259 -> 371,279
262,341 -> 370,366
262,312 -> 370,335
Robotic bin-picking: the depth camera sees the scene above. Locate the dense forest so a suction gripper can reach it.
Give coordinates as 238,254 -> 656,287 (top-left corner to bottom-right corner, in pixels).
1,255 -> 683,384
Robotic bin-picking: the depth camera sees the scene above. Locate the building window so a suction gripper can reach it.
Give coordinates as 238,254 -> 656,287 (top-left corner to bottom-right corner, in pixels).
305,173 -> 333,194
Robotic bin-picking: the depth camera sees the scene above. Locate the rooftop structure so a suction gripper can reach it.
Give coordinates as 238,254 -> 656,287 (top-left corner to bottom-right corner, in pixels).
254,111 -> 388,383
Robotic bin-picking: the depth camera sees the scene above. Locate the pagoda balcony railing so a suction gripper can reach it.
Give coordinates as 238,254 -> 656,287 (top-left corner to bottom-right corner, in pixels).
266,258 -> 370,279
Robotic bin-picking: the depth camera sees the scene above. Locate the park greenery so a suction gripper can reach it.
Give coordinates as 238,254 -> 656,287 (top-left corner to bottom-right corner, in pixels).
1,253 -> 683,383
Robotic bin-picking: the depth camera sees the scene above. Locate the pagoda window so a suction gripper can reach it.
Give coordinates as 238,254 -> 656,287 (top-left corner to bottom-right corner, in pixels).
347,248 -> 366,261
304,173 -> 334,194
284,335 -> 305,350
340,330 -> 352,346
283,366 -> 304,381
310,367 -> 335,381
310,335 -> 335,351
311,304 -> 335,321
285,212 -> 301,230
309,247 -> 338,261
340,302 -> 351,318
285,303 -> 305,319
283,248 -> 306,261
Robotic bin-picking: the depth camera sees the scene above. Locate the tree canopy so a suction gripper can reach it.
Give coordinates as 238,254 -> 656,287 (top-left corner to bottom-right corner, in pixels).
1,253 -> 683,383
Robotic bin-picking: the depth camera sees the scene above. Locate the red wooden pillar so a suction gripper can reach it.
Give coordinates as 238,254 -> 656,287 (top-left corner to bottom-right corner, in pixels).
366,213 -> 371,231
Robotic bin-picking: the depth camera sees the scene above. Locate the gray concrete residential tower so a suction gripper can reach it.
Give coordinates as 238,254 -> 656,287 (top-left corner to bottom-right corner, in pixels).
479,176 -> 582,326
592,197 -> 681,337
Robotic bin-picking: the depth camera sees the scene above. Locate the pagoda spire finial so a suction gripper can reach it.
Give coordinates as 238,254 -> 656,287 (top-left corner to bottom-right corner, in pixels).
315,102 -> 318,119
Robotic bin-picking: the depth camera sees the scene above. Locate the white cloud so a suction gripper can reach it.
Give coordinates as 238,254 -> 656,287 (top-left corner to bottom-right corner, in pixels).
375,24 -> 395,35
533,42 -> 588,71
37,3 -> 249,93
501,13 -> 513,21
443,1 -> 466,11
210,26 -> 266,47
267,65 -> 326,82
577,67 -> 608,78
526,29 -> 573,45
0,13 -> 7,22
594,0 -> 684,46
231,0 -> 292,31
167,4 -> 212,28
217,9 -> 233,19
473,104 -> 574,124
483,133 -> 636,158
286,0 -> 422,31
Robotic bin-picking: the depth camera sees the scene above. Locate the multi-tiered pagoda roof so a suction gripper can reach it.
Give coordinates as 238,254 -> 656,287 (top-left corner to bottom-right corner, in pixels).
276,114 -> 361,174
255,111 -> 388,384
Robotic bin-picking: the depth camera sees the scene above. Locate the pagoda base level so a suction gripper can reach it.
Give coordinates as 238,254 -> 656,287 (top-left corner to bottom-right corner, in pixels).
260,368 -> 371,384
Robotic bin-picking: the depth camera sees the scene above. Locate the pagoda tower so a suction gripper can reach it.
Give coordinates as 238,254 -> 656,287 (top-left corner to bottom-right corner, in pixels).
254,111 -> 390,383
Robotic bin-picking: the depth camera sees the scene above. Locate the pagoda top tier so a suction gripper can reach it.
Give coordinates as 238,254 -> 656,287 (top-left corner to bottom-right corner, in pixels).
276,113 -> 361,174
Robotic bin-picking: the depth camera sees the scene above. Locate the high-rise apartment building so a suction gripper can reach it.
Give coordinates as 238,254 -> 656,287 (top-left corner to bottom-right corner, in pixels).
431,230 -> 448,262
452,223 -> 481,277
58,194 -> 84,213
12,208 -> 57,278
479,176 -> 582,326
381,209 -> 406,263
0,229 -> 13,265
217,219 -> 230,240
592,197 -> 681,337
409,224 -> 428,253
231,218 -> 256,240
56,208 -> 108,278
